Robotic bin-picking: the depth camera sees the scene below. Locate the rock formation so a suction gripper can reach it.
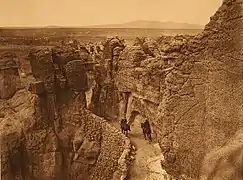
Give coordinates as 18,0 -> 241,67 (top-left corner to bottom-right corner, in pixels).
89,37 -> 125,121
0,52 -> 22,99
155,0 -> 243,179
1,0 -> 242,179
0,45 -> 131,180
95,0 -> 243,179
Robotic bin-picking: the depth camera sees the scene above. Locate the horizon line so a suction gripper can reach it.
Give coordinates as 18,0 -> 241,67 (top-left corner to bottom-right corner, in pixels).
0,20 -> 206,28
0,27 -> 205,30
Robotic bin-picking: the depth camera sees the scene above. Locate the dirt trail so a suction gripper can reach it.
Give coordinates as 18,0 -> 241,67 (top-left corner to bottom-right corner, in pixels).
111,118 -> 171,180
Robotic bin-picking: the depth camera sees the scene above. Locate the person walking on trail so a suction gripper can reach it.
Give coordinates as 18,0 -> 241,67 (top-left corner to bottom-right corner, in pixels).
141,119 -> 152,141
120,119 -> 127,133
120,118 -> 130,137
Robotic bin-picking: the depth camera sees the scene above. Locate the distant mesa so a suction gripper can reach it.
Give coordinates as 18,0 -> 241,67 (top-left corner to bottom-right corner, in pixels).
44,25 -> 61,28
83,20 -> 205,29
1,20 -> 204,29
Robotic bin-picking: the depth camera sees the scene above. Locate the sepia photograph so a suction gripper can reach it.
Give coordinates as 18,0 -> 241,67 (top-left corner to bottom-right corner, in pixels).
0,0 -> 243,179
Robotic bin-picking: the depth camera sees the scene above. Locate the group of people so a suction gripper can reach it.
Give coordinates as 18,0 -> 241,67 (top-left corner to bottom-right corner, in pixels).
120,118 -> 152,141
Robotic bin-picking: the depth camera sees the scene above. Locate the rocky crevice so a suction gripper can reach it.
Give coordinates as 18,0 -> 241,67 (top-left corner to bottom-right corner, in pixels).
1,0 -> 243,179
0,44 -> 131,180
92,0 -> 243,179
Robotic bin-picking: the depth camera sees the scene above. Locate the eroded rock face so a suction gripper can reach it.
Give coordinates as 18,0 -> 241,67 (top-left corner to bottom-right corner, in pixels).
134,37 -> 161,58
1,0 -> 242,179
0,46 -> 131,180
1,115 -> 23,180
114,42 -> 165,122
154,0 -> 243,179
65,60 -> 88,92
101,0 -> 243,179
90,37 -> 125,121
200,129 -> 243,180
0,52 -> 22,99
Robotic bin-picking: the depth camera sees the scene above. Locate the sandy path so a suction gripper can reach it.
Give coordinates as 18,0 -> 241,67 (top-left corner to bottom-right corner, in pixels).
111,119 -> 171,180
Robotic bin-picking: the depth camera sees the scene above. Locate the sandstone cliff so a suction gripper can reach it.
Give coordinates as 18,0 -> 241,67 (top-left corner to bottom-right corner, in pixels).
0,44 -> 131,180
89,37 -> 125,121
108,0 -> 243,179
155,0 -> 243,179
1,0 -> 242,179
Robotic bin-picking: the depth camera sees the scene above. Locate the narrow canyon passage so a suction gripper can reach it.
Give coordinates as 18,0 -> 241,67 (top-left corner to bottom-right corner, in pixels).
111,115 -> 171,180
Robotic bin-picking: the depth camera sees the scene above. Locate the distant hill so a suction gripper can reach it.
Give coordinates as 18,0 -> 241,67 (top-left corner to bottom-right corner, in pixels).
84,20 -> 204,29
44,25 -> 61,28
0,20 -> 204,29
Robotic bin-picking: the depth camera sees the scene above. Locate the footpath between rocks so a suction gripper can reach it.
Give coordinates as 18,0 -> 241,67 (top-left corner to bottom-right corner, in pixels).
110,119 -> 172,180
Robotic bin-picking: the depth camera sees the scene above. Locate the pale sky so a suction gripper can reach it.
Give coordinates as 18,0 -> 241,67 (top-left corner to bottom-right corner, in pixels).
0,0 -> 223,27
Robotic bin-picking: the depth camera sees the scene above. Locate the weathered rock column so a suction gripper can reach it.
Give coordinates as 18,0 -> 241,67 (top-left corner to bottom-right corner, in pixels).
103,37 -> 125,80
65,60 -> 88,109
103,39 -> 113,80
0,52 -> 21,99
113,46 -> 124,72
29,48 -> 61,131
118,92 -> 130,120
90,37 -> 125,121
23,48 -> 62,179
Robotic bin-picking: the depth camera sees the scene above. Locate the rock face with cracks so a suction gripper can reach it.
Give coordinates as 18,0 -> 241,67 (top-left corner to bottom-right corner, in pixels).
0,52 -> 22,99
155,0 -> 243,179
89,37 -> 125,121
0,45 -> 131,180
110,0 -> 243,179
1,0 -> 243,179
